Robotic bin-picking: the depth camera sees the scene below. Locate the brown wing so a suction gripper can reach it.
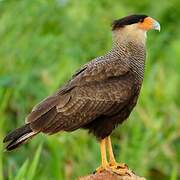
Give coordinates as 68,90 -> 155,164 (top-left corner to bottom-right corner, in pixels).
26,58 -> 133,134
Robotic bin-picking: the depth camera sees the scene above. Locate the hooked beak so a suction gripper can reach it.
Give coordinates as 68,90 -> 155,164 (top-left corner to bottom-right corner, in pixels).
152,20 -> 161,31
139,17 -> 161,32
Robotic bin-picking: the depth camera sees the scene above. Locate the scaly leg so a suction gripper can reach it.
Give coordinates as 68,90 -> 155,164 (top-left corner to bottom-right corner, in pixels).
105,136 -> 128,175
96,138 -> 108,173
106,136 -> 116,166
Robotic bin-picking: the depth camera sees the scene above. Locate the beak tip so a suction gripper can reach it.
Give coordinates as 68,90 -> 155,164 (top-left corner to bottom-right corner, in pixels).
153,21 -> 161,32
157,27 -> 161,32
156,26 -> 161,32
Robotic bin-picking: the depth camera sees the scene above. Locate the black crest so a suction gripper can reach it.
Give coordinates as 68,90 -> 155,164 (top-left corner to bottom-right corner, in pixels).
112,14 -> 148,30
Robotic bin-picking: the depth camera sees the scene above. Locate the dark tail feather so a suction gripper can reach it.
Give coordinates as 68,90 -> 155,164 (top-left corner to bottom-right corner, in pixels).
3,124 -> 37,151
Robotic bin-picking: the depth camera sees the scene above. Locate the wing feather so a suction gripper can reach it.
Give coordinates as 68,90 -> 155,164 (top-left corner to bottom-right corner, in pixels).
27,56 -> 133,135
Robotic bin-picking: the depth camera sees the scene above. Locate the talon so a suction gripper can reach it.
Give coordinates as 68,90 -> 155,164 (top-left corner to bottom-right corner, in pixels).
110,162 -> 128,169
95,165 -> 109,173
105,163 -> 129,176
125,172 -> 131,176
109,163 -> 114,167
95,166 -> 108,174
112,169 -> 127,176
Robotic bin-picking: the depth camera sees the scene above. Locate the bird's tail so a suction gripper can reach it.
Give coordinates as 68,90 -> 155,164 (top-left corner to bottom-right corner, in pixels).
3,124 -> 38,151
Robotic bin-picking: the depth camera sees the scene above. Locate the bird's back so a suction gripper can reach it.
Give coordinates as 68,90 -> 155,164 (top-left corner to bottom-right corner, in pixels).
27,40 -> 145,138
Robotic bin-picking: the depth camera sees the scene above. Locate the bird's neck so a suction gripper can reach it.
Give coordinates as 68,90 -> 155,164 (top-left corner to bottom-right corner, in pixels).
110,36 -> 146,83
112,26 -> 147,45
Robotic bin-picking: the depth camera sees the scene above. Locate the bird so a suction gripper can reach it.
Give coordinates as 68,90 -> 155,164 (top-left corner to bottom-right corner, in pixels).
3,14 -> 160,175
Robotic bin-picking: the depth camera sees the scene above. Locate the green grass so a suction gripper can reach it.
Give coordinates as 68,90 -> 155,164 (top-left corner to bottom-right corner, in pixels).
0,0 -> 179,179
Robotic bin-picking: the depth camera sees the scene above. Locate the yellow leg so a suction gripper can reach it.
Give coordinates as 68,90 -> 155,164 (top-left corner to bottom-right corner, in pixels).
96,138 -> 108,173
100,138 -> 108,167
95,136 -> 128,175
106,136 -> 127,169
106,136 -> 116,165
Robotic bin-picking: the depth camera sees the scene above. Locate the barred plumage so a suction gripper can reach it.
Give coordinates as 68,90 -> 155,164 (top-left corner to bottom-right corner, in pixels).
3,14 -> 160,154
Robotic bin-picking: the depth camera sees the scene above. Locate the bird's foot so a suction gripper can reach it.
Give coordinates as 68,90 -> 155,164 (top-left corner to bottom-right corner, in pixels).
95,163 -> 129,176
108,162 -> 130,176
109,162 -> 128,169
95,165 -> 108,174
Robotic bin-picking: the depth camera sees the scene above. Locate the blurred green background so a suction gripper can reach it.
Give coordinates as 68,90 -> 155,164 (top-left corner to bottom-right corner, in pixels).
0,0 -> 179,179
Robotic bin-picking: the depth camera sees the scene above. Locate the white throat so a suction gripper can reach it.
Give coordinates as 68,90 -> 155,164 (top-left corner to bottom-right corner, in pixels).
112,24 -> 147,45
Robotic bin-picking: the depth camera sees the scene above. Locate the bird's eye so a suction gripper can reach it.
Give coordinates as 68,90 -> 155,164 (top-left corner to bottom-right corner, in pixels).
139,19 -> 144,23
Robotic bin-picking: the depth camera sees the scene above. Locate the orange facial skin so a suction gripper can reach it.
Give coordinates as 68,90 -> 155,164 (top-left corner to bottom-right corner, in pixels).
138,17 -> 156,31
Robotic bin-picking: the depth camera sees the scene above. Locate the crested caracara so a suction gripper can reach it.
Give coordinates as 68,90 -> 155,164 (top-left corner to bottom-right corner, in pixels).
3,14 -> 160,175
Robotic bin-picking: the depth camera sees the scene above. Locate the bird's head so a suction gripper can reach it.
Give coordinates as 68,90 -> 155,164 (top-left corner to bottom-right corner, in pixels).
112,14 -> 160,44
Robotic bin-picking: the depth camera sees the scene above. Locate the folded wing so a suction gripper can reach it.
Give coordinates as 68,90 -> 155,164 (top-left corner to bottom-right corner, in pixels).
26,58 -> 134,135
